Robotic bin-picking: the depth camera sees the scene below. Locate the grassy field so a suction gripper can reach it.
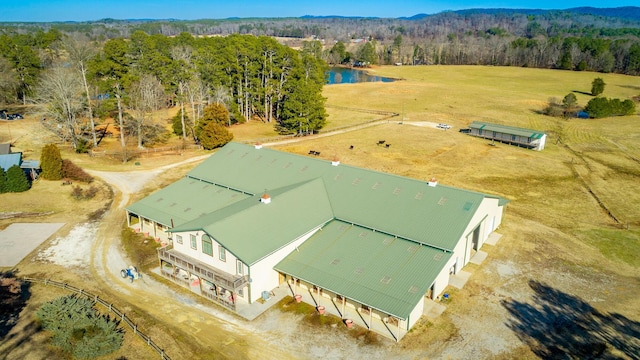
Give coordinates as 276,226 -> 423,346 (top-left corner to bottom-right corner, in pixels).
2,65 -> 639,359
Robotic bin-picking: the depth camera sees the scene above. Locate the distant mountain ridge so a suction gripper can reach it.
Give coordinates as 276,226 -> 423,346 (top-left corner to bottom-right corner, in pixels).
404,6 -> 640,21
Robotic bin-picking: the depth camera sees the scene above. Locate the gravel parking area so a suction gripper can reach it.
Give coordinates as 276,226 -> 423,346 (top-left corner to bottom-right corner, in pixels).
0,223 -> 64,267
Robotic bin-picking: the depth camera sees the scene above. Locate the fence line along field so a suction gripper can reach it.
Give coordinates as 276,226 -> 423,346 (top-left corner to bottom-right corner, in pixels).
1,65 -> 639,359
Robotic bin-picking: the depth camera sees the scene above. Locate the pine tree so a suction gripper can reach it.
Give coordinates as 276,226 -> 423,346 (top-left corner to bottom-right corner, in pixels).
36,295 -> 124,359
0,167 -> 8,193
40,144 -> 63,180
5,165 -> 29,192
198,122 -> 233,150
591,78 -> 606,96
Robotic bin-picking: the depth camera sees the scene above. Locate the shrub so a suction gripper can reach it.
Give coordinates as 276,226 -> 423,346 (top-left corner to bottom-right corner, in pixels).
36,294 -> 124,359
5,165 -> 30,192
584,97 -> 637,118
71,185 -> 99,200
62,159 -> 93,183
40,144 -> 63,180
71,185 -> 84,200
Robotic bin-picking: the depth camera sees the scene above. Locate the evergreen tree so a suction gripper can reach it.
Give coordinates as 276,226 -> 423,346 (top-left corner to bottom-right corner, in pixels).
195,103 -> 230,140
5,165 -> 29,192
277,78 -> 327,135
562,93 -> 578,117
172,108 -> 190,136
357,41 -> 377,65
40,144 -> 63,180
0,167 -> 8,193
558,51 -> 573,70
36,295 -> 123,359
591,77 -> 606,96
198,122 -> 233,150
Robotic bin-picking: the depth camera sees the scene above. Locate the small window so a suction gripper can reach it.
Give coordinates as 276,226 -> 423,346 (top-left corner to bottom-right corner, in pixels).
176,235 -> 183,244
512,135 -> 517,141
202,235 -> 213,256
190,234 -> 197,250
236,260 -> 244,275
219,245 -> 226,262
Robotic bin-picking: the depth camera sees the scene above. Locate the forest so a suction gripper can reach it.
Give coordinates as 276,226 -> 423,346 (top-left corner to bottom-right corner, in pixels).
1,7 -> 639,152
0,30 -> 327,151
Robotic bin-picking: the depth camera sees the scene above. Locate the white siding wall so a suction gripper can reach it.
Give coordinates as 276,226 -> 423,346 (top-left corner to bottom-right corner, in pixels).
408,297 -> 425,329
248,225 -> 322,303
536,134 -> 547,151
172,226 -> 323,304
172,231 -> 238,275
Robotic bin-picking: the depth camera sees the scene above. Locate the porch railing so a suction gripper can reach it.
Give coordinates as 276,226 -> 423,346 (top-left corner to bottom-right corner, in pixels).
158,247 -> 249,291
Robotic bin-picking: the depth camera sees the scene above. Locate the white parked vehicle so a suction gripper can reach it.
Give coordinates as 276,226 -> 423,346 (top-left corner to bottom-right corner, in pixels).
436,123 -> 451,129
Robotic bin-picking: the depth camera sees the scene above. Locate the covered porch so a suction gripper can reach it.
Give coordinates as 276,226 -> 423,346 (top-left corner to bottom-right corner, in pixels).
126,211 -> 171,245
158,246 -> 249,312
284,276 -> 411,342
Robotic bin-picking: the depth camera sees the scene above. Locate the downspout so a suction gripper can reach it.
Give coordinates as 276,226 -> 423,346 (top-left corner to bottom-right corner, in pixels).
247,266 -> 251,304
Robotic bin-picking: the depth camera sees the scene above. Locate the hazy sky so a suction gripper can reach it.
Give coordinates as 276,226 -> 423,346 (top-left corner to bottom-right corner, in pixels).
0,0 -> 637,22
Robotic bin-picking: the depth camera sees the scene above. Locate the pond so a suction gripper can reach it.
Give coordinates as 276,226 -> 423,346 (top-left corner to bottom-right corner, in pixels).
326,67 -> 396,85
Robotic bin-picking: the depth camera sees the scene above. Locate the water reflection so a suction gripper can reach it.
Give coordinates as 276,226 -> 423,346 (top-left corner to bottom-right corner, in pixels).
326,67 -> 395,85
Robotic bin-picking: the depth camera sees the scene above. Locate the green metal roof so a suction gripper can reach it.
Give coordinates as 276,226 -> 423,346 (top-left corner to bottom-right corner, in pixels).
182,142 -> 491,251
274,221 -> 452,319
126,177 -> 250,227
469,121 -> 546,138
170,178 -> 334,265
128,142 -> 508,317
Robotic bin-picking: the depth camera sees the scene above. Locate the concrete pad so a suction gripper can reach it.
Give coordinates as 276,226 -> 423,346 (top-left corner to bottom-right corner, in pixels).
449,270 -> 472,289
423,298 -> 446,320
485,232 -> 503,246
470,250 -> 488,265
0,223 -> 65,267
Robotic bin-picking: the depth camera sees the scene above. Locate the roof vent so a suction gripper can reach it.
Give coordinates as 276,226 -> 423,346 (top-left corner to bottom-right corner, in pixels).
254,142 -> 263,149
260,193 -> 271,204
331,157 -> 340,166
428,177 -> 438,187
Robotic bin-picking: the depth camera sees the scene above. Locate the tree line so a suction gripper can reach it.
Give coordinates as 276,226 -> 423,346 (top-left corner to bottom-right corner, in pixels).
0,30 -> 327,155
3,10 -> 640,75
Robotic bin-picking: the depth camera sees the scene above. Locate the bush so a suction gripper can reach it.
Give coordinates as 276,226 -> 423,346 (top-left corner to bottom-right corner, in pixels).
62,159 -> 93,183
584,97 -> 636,118
40,144 -> 63,180
71,185 -> 99,200
5,165 -> 30,192
36,295 -> 124,359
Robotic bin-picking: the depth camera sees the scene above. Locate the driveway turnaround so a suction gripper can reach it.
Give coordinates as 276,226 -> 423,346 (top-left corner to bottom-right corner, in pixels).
0,223 -> 64,267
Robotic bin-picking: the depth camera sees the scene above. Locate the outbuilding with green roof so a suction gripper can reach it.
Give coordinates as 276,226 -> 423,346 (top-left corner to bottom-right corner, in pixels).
467,121 -> 547,150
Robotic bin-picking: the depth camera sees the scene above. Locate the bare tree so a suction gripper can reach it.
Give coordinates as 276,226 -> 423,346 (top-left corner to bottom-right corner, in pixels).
171,45 -> 193,142
186,75 -> 207,138
128,74 -> 164,148
34,66 -> 86,149
64,35 -> 98,147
